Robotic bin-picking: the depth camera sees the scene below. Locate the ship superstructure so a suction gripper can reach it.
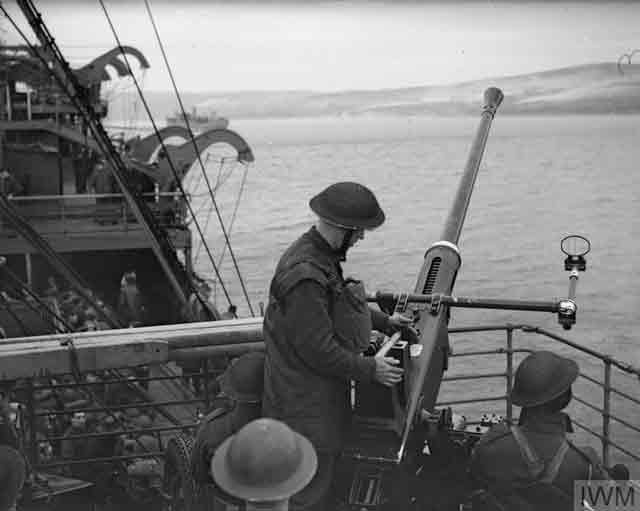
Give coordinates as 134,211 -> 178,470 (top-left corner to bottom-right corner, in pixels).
0,28 -> 253,335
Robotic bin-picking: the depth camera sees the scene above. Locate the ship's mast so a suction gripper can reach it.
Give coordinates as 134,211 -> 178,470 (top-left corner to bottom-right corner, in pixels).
14,0 -> 192,306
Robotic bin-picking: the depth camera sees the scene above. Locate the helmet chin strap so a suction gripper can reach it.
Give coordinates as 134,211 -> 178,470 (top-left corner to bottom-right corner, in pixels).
337,229 -> 355,261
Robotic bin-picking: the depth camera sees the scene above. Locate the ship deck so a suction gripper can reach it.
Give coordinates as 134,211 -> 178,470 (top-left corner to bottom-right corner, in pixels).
0,321 -> 637,510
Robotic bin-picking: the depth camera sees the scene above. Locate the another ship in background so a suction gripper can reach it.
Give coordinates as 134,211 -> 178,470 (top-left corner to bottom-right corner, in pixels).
165,107 -> 229,131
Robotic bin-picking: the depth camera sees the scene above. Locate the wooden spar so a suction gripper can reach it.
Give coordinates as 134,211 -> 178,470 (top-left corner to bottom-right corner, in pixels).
0,338 -> 169,380
0,318 -> 264,379
399,88 -> 504,460
1,317 -> 264,345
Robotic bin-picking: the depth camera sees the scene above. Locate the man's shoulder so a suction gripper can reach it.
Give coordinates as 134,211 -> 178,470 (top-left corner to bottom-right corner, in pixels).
272,252 -> 335,297
283,259 -> 331,282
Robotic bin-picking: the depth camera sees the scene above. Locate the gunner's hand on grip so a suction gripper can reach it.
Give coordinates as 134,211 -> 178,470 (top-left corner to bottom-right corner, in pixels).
388,312 -> 420,344
388,312 -> 412,329
374,356 -> 404,387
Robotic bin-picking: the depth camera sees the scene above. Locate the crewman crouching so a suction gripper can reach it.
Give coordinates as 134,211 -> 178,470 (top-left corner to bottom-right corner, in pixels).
0,387 -> 26,511
469,350 -> 621,511
191,351 -> 265,509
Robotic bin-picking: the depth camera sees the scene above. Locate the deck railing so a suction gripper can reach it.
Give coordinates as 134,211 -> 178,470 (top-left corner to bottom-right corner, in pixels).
19,367 -> 214,470
3,192 -> 187,233
440,323 -> 640,468
7,323 -> 640,474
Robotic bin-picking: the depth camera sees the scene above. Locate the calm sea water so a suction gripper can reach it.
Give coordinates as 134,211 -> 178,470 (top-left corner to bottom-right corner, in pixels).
184,114 -> 639,471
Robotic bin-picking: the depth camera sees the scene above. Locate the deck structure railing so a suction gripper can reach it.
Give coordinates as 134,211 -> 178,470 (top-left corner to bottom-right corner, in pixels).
2,192 -> 187,233
441,324 -> 640,468
5,322 -> 639,475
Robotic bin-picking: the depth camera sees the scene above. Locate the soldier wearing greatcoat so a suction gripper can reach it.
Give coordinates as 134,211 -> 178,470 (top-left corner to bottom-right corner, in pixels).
262,182 -> 412,510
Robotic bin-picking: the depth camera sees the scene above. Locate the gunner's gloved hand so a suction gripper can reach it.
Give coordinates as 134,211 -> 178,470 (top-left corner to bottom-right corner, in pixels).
388,312 -> 412,330
387,312 -> 419,344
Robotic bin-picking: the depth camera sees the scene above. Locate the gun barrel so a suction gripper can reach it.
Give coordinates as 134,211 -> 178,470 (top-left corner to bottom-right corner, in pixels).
441,87 -> 503,244
400,87 -> 504,460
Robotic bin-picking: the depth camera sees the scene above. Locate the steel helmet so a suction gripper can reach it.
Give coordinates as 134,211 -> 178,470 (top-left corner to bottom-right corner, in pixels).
511,351 -> 579,407
219,351 -> 265,403
309,181 -> 385,230
211,418 -> 317,502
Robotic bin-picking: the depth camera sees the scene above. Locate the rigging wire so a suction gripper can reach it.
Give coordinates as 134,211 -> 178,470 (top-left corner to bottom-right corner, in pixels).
205,163 -> 250,308
216,163 -> 249,267
0,293 -> 33,337
96,0 -> 234,311
190,156 -> 241,262
187,156 -> 239,219
1,265 -> 73,333
195,162 -> 249,269
142,0 -> 255,316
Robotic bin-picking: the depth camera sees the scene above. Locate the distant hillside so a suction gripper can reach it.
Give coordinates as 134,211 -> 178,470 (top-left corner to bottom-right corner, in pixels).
105,62 -> 640,122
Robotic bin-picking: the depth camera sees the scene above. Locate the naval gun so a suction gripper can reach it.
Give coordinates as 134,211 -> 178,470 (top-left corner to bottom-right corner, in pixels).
344,87 -> 505,470
340,87 -> 592,508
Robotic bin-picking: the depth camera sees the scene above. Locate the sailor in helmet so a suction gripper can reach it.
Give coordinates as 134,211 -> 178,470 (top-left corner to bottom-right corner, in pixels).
0,385 -> 26,511
191,351 -> 266,509
262,182 -> 412,510
470,351 -> 622,510
211,418 -> 317,511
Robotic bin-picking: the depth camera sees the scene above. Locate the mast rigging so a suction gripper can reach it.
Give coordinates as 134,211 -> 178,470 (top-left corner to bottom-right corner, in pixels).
10,0 -> 193,307
140,0 -> 255,315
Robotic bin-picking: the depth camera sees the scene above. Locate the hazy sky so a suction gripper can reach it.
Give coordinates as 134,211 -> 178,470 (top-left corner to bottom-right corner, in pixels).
3,1 -> 640,92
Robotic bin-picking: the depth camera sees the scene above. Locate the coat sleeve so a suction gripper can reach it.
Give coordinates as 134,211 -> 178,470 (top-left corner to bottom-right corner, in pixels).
285,280 -> 376,383
369,306 -> 392,335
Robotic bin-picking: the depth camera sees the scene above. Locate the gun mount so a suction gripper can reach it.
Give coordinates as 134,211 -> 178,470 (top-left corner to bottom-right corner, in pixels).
336,89 -> 603,510
340,88 -> 505,475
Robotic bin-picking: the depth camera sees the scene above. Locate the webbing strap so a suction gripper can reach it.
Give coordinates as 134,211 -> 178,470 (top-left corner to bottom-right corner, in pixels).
510,425 -> 571,484
540,440 -> 570,483
510,426 -> 545,478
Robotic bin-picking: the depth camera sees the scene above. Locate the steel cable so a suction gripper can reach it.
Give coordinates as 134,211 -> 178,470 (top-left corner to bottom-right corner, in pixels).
96,0 -> 234,312
142,0 -> 255,316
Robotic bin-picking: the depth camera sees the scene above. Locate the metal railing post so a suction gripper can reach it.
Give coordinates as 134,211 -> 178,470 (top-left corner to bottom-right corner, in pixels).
602,360 -> 611,467
506,327 -> 514,423
203,358 -> 210,412
26,379 -> 38,468
60,196 -> 65,230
